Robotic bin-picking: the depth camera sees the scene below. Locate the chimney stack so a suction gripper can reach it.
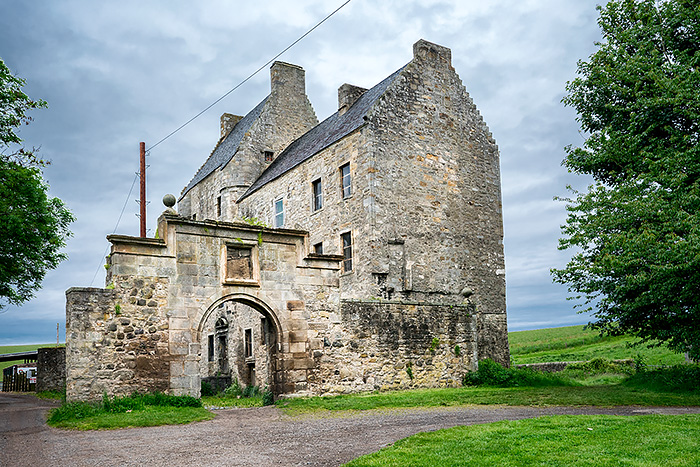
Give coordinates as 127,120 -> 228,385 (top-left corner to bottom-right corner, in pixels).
413,39 -> 452,68
270,61 -> 306,96
220,113 -> 242,139
337,83 -> 367,115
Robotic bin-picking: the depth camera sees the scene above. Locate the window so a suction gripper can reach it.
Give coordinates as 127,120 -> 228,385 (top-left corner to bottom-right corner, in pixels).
264,150 -> 274,162
226,247 -> 253,281
216,196 -> 222,217
244,328 -> 253,359
340,163 -> 352,198
208,335 -> 214,361
341,232 -> 352,272
274,198 -> 284,228
312,178 -> 323,211
313,242 -> 323,254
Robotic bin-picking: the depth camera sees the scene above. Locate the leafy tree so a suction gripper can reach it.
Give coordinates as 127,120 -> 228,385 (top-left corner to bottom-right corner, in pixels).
0,58 -> 74,310
552,0 -> 700,359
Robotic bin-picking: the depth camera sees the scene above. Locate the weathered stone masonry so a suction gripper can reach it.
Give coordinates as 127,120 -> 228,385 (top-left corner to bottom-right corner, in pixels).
66,39 -> 509,401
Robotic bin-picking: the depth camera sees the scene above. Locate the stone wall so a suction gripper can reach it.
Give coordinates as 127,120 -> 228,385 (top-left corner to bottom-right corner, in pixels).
65,282 -> 171,402
36,347 -> 65,393
307,300 -> 477,395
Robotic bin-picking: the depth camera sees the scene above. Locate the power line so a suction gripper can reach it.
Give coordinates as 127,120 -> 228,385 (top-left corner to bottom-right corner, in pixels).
147,0 -> 352,153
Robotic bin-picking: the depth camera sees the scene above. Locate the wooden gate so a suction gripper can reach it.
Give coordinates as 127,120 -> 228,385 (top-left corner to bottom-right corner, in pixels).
2,366 -> 34,392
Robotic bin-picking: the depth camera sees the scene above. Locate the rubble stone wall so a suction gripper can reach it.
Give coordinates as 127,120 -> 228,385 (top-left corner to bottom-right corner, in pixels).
36,347 -> 66,393
307,300 -> 478,395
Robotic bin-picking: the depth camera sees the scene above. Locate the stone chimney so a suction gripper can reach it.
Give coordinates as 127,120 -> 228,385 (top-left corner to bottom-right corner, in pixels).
413,39 -> 452,68
270,61 -> 306,96
338,84 -> 367,115
220,113 -> 242,139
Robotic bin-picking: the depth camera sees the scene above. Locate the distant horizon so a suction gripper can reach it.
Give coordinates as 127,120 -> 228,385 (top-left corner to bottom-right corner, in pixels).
0,322 -> 596,347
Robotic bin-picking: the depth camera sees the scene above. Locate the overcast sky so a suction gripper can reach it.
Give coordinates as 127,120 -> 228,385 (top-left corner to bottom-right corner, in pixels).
0,0 -> 602,345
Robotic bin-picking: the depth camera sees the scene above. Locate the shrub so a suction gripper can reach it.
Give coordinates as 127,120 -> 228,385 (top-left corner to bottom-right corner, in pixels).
47,401 -> 101,423
462,358 -> 576,388
563,358 -> 634,378
201,380 -> 216,397
625,364 -> 700,392
224,378 -> 243,397
262,390 -> 274,406
242,385 -> 261,398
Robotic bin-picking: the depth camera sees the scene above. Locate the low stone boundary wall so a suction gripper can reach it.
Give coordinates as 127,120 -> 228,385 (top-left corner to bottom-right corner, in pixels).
515,360 -> 635,373
37,347 -> 66,392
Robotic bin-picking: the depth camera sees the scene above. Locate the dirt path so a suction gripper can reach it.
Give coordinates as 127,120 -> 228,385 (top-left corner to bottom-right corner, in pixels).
1,392 -> 699,467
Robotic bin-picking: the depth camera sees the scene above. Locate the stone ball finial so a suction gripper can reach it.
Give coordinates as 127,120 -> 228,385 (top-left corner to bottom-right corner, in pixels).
163,194 -> 176,208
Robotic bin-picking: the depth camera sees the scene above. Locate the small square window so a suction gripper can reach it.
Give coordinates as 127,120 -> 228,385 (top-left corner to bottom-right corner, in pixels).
340,163 -> 352,198
274,198 -> 284,228
264,150 -> 274,162
313,242 -> 323,254
341,232 -> 352,272
312,179 -> 323,211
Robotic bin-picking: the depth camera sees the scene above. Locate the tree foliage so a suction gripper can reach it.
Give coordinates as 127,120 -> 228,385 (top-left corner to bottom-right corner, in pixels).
552,0 -> 700,359
0,58 -> 74,310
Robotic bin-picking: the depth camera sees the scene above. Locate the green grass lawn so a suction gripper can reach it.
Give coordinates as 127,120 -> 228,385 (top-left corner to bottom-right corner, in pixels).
0,343 -> 62,381
48,405 -> 214,430
343,414 -> 700,466
277,383 -> 700,416
509,326 -> 685,365
46,392 -> 213,430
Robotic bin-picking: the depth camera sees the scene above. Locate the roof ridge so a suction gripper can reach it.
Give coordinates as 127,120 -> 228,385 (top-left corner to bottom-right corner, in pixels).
180,96 -> 270,199
238,64 -> 408,201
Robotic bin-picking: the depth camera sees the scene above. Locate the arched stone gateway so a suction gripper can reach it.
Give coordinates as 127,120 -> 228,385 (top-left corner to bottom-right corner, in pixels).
65,213 -> 343,401
197,294 -> 282,394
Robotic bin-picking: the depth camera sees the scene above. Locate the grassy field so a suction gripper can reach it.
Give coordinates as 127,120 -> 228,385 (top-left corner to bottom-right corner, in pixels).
509,325 -> 685,365
0,343 -> 62,382
344,414 -> 700,466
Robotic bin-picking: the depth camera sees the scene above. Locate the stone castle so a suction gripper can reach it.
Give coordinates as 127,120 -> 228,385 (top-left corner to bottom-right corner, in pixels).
65,39 -> 509,401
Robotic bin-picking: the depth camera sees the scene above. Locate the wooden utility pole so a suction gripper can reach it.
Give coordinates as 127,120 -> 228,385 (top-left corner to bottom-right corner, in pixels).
139,142 -> 146,238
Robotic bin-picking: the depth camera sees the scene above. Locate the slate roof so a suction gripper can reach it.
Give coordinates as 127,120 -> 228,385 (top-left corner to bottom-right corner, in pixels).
238,64 -> 407,201
180,96 -> 269,198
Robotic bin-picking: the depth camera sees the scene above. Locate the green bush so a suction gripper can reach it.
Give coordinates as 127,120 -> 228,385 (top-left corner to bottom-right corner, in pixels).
626,364 -> 700,392
462,358 -> 576,388
563,358 -> 634,377
47,401 -> 101,423
201,380 -> 216,397
224,378 -> 243,397
262,390 -> 274,406
242,385 -> 261,398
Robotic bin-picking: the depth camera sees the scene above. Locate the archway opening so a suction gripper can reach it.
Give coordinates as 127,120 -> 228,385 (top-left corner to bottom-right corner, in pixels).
199,298 -> 279,395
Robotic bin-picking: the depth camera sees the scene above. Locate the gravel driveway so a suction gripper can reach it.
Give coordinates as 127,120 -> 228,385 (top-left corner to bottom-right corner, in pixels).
2,392 -> 699,466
